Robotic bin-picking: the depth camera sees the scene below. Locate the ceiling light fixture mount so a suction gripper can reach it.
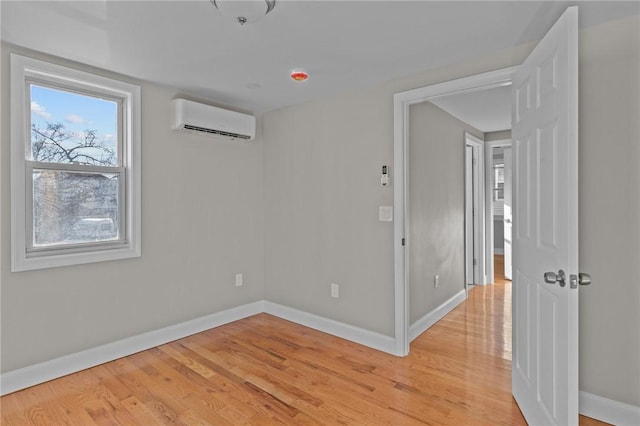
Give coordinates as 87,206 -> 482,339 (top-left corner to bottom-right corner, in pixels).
212,0 -> 276,26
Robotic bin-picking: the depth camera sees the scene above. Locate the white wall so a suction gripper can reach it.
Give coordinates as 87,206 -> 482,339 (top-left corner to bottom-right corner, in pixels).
0,43 -> 265,372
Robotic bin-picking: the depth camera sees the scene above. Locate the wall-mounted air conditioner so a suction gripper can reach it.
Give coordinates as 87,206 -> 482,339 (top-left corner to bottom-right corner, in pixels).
171,98 -> 256,140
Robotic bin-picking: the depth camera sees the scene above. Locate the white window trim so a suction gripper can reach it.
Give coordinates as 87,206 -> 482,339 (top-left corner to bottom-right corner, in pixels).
10,54 -> 141,272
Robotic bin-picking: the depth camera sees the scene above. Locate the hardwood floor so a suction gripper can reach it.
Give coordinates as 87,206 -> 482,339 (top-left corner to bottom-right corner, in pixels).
1,258 -> 608,425
494,253 -> 507,281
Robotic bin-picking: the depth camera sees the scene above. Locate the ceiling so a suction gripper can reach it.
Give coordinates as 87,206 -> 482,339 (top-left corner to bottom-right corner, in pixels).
2,1 -> 638,114
430,85 -> 513,133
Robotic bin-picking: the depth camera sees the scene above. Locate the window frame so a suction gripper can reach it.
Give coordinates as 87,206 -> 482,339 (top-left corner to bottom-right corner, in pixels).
11,54 -> 141,271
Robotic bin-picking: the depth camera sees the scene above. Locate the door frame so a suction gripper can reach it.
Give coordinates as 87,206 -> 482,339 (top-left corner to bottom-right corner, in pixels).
465,132 -> 486,288
393,67 -> 516,356
486,139 -> 512,285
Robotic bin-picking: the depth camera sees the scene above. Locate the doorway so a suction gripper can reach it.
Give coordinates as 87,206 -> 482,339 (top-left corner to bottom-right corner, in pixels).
395,8 -> 580,423
486,140 -> 514,284
393,67 -> 515,355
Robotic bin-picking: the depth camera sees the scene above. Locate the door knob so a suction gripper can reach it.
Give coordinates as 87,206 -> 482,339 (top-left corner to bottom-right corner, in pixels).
578,273 -> 591,285
544,269 -> 566,287
569,273 -> 592,289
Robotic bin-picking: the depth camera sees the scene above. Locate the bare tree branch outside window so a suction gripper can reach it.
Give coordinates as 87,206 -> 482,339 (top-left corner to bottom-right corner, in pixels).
31,121 -> 116,166
31,121 -> 119,245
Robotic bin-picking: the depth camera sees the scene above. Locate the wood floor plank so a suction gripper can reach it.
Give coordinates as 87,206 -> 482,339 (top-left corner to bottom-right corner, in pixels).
1,256 -> 610,425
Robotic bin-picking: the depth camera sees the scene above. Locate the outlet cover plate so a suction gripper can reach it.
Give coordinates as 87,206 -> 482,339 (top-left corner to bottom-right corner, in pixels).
331,283 -> 339,298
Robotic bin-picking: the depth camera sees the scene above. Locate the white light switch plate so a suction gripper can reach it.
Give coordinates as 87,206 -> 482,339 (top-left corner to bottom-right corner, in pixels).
379,206 -> 393,222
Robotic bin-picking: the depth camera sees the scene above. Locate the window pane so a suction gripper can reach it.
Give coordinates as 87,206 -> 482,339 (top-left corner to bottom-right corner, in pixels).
33,169 -> 120,247
30,84 -> 118,166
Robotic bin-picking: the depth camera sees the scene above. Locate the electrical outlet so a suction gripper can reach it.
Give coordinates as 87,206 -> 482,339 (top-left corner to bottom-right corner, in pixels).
235,273 -> 243,287
331,283 -> 339,298
434,274 -> 439,288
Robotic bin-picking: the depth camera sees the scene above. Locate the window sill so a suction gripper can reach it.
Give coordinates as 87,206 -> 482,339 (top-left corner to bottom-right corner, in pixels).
12,244 -> 140,272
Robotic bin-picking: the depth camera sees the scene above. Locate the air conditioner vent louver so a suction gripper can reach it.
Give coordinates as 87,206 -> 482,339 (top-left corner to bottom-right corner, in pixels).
171,99 -> 256,140
182,124 -> 251,140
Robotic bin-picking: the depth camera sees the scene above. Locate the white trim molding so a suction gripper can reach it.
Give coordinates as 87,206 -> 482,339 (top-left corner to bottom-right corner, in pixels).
263,301 -> 396,355
0,301 -> 264,396
409,289 -> 467,342
0,300 -> 398,396
579,391 -> 640,426
2,297 -> 636,426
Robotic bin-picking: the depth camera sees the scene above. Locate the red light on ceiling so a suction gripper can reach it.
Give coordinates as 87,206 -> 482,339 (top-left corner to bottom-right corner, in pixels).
290,71 -> 309,82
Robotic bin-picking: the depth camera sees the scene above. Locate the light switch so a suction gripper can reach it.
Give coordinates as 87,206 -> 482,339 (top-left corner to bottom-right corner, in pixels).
379,206 -> 393,222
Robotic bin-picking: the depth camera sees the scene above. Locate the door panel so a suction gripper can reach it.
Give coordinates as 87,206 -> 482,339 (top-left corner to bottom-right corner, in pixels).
539,124 -> 559,249
538,285 -> 560,419
511,6 -> 579,426
515,270 -> 532,381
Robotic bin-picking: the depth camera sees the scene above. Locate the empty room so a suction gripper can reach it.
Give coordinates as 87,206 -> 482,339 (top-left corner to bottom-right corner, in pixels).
1,1 -> 639,425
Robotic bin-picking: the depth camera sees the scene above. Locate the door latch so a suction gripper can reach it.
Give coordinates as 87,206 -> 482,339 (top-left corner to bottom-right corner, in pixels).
570,273 -> 592,288
544,269 -> 566,287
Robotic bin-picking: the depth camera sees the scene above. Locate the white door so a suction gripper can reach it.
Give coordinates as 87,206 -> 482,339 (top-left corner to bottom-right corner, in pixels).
511,6 -> 579,426
503,146 -> 512,280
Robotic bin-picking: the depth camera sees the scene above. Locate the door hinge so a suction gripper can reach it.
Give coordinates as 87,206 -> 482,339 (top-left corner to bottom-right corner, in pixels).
402,238 -> 405,246
473,258 -> 477,266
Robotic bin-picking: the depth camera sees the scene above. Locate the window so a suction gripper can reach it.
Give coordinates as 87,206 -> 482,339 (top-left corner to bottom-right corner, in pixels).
493,163 -> 505,201
11,54 -> 141,271
493,155 -> 505,217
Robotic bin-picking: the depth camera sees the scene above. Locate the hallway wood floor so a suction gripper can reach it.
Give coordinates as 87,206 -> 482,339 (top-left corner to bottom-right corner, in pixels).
1,257 -> 606,425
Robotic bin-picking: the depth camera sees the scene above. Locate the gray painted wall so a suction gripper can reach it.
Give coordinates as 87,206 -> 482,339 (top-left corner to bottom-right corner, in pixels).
408,102 -> 482,324
485,130 -> 512,142
1,43 -> 265,372
261,40 -> 538,339
262,90 -> 395,335
494,219 -> 505,252
577,16 -> 640,406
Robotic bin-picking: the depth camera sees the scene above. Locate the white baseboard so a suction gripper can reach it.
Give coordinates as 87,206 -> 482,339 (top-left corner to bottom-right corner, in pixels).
580,391 -> 640,426
408,289 -> 467,342
7,296 -> 635,426
0,300 -> 397,396
0,301 -> 264,396
263,301 -> 396,355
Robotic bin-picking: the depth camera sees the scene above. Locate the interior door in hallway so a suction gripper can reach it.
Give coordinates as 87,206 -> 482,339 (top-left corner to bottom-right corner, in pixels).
511,6 -> 579,426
